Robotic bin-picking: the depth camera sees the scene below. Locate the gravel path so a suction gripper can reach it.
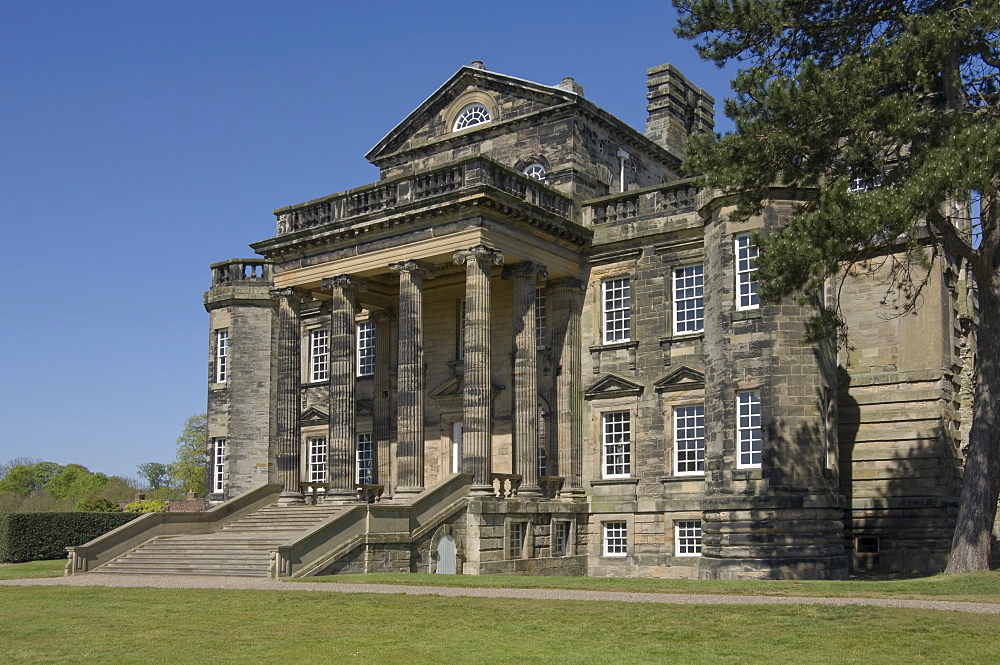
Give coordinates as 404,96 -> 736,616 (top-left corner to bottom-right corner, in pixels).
3,573 -> 998,614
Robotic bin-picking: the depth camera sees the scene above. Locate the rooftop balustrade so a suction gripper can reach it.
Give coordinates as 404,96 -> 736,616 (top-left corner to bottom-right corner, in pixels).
210,259 -> 273,287
585,179 -> 702,225
273,156 -> 575,236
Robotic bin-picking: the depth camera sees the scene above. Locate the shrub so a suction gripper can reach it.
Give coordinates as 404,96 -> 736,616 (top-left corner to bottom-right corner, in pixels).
75,496 -> 121,513
0,512 -> 139,562
123,499 -> 168,514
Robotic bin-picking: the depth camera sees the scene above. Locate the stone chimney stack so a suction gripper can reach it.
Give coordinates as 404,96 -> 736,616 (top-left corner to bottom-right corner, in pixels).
644,63 -> 715,160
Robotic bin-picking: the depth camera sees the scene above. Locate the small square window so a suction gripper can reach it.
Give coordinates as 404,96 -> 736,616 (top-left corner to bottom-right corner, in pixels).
675,520 -> 702,557
603,521 -> 627,557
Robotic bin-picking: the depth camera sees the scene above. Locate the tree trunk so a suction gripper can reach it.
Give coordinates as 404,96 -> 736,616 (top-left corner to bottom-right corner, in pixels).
946,280 -> 1000,573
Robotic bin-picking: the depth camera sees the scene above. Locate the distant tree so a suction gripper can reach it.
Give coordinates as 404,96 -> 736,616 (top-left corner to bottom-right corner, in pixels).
136,462 -> 174,490
0,462 -> 64,496
0,457 -> 41,480
673,0 -> 999,571
96,476 -> 141,503
44,464 -> 110,501
172,414 -> 207,495
76,496 -> 121,512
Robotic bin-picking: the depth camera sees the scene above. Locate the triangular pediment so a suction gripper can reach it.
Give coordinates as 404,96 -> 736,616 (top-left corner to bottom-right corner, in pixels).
584,374 -> 644,400
300,406 -> 329,425
366,66 -> 583,165
429,376 -> 464,398
357,399 -> 374,417
653,365 -> 706,393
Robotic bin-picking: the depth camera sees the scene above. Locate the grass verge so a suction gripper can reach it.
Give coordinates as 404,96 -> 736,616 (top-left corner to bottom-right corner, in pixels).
0,559 -> 65,580
0,586 -> 997,665
297,571 -> 1000,602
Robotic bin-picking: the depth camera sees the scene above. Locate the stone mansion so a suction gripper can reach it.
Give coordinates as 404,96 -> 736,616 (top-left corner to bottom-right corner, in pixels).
69,61 -> 974,580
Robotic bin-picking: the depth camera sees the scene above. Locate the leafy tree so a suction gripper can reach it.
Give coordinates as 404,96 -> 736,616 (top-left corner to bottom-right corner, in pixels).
136,462 -> 174,490
673,0 -> 999,571
0,462 -> 63,496
44,464 -> 110,501
172,414 -> 207,495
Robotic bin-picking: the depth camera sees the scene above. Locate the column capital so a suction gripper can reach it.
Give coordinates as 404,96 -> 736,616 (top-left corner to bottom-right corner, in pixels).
501,261 -> 548,281
389,260 -> 435,279
548,276 -> 587,294
453,245 -> 504,267
368,308 -> 396,323
321,274 -> 368,293
270,287 -> 307,305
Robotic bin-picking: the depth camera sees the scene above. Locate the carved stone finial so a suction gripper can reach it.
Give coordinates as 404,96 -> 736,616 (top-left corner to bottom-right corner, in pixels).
501,261 -> 549,281
388,260 -> 435,279
321,274 -> 369,292
453,245 -> 504,267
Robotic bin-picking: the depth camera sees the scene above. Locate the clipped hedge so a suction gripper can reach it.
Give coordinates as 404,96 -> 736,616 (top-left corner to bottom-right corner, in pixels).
0,512 -> 140,563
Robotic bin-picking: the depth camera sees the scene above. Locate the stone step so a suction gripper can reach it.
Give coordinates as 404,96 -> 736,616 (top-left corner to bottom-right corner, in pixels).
96,502 -> 347,577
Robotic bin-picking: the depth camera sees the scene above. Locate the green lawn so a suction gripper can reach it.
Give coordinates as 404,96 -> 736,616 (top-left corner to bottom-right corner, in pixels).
3,560 -> 999,603
0,559 -> 65,580
0,586 -> 996,665
303,570 -> 1000,603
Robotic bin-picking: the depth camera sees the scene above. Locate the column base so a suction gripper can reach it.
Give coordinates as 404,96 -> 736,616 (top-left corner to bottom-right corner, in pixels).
558,487 -> 587,500
516,485 -> 542,499
393,486 -> 425,499
469,484 -> 495,497
278,491 -> 305,505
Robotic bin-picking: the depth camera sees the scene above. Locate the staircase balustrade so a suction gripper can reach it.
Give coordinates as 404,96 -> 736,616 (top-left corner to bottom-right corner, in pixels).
490,473 -> 522,499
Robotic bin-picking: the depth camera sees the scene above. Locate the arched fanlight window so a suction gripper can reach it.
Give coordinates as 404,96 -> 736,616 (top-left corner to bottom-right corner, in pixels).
522,163 -> 546,181
453,103 -> 492,130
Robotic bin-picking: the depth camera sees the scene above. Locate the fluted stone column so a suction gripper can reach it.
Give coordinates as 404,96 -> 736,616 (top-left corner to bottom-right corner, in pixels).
272,287 -> 305,504
371,309 -> 395,492
390,260 -> 434,496
322,275 -> 367,502
503,261 -> 548,498
454,246 -> 504,494
551,278 -> 586,498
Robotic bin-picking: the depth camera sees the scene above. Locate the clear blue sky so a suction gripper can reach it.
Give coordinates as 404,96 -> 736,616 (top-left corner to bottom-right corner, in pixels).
0,0 -> 737,480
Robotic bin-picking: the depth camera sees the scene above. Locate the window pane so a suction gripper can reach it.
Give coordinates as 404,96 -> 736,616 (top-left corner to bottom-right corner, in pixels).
674,405 -> 705,475
673,265 -> 704,333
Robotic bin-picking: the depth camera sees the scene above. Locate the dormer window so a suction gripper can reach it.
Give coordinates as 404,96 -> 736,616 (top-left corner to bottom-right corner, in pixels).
453,103 -> 491,130
522,163 -> 546,181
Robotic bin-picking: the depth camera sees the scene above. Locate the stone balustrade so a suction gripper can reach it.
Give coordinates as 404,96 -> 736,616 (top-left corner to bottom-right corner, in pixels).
491,473 -> 522,499
210,258 -> 273,286
356,483 -> 385,503
585,179 -> 702,225
274,156 -> 574,235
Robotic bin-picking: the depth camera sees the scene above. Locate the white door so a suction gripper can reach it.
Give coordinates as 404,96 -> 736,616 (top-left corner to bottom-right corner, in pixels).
452,421 -> 463,474
436,535 -> 457,574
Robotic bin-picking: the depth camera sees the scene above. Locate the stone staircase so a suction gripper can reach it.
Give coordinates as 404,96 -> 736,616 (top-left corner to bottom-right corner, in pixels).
94,503 -> 344,577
